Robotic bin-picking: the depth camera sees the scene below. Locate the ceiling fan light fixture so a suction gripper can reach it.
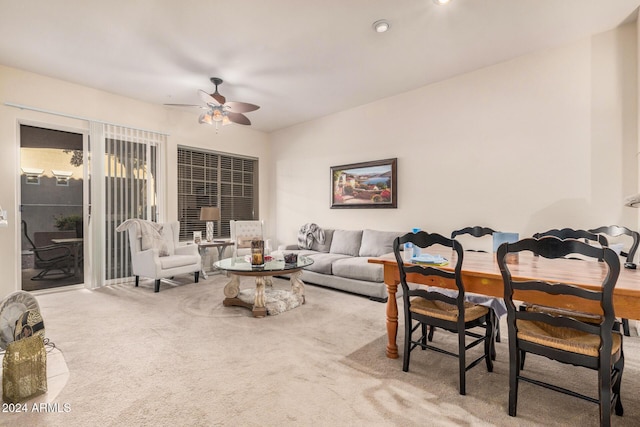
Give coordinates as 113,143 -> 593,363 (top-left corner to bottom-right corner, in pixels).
433,0 -> 451,5
372,20 -> 390,33
199,112 -> 213,125
212,108 -> 224,122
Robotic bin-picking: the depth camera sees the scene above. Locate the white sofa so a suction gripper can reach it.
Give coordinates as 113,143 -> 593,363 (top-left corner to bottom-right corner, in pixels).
280,228 -> 401,302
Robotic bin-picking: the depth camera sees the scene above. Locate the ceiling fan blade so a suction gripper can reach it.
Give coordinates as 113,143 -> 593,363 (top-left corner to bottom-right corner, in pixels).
198,89 -> 220,106
227,112 -> 251,125
213,92 -> 226,105
164,103 -> 207,109
225,101 -> 260,113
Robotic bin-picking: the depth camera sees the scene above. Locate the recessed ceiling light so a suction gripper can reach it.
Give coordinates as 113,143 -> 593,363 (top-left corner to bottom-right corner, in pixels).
372,19 -> 390,33
433,0 -> 451,5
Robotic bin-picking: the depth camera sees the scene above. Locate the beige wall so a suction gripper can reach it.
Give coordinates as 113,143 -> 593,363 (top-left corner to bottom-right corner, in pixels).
270,23 -> 638,248
0,22 -> 637,299
0,66 -> 270,298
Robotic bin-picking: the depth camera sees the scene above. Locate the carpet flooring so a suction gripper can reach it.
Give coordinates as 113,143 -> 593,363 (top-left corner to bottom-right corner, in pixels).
3,274 -> 640,426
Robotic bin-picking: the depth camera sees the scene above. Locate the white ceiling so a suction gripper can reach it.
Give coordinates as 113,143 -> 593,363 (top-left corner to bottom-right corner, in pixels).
0,0 -> 638,133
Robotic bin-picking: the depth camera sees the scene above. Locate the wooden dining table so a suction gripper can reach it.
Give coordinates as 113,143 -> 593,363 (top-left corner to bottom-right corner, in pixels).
369,248 -> 640,359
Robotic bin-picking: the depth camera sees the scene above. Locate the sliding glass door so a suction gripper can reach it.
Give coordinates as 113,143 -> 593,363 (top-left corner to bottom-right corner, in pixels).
19,125 -> 87,291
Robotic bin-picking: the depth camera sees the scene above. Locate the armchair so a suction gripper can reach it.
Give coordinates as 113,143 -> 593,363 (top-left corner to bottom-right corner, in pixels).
120,220 -> 201,292
230,220 -> 264,258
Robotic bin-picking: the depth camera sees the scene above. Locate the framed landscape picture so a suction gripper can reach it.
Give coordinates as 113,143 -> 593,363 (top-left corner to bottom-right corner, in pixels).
331,158 -> 397,209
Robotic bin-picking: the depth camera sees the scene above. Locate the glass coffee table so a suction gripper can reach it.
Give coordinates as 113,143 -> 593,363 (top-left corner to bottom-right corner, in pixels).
214,256 -> 314,318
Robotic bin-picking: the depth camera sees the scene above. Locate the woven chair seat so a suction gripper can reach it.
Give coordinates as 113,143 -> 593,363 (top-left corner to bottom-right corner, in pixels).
516,319 -> 621,357
523,304 -> 602,324
410,297 -> 489,322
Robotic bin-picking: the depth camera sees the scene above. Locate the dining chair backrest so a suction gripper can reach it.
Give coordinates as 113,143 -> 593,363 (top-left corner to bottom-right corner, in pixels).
589,225 -> 639,265
393,231 -> 466,316
451,226 -> 496,239
532,228 -> 608,247
450,225 -> 505,342
451,226 -> 497,253
589,225 -> 639,336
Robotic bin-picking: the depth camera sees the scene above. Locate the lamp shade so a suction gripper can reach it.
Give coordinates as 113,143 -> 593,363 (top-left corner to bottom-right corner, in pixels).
199,207 -> 220,221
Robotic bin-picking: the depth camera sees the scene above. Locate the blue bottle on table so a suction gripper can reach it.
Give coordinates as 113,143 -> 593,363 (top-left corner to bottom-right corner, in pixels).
405,228 -> 421,260
411,228 -> 421,258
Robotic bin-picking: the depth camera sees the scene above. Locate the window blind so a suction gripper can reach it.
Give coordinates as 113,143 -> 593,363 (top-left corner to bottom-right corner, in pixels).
104,125 -> 162,281
177,146 -> 258,241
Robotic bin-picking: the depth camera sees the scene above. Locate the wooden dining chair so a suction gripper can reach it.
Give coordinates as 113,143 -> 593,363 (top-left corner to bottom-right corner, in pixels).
497,237 -> 624,426
589,225 -> 640,336
393,231 -> 494,396
533,228 -> 608,248
450,226 -> 504,343
520,227 -> 612,368
588,225 -> 639,267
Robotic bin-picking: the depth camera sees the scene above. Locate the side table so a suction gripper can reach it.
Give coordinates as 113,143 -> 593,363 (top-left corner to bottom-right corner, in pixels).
197,240 -> 234,279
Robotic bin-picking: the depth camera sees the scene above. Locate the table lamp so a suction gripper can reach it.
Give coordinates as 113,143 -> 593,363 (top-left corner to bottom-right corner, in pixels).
199,207 -> 220,242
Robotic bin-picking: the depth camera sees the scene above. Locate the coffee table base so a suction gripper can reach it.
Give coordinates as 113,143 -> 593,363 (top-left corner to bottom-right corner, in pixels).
223,296 -> 268,318
223,271 -> 306,318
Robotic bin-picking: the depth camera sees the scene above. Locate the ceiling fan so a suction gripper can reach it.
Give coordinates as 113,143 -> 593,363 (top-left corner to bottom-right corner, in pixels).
166,77 -> 260,129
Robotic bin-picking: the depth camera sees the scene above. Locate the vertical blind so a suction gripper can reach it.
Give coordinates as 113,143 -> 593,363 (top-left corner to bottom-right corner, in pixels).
177,146 -> 258,241
104,125 -> 163,281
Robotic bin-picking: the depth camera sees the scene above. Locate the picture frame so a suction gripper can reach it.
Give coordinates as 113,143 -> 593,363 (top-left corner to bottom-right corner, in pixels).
330,158 -> 397,209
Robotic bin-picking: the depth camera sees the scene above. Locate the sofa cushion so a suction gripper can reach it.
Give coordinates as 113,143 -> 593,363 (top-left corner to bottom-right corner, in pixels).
332,257 -> 384,282
310,229 -> 334,253
359,229 -> 402,257
303,252 -> 351,275
329,230 -> 363,256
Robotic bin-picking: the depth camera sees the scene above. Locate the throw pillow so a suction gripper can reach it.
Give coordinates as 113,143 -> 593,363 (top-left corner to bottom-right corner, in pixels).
311,229 -> 334,253
329,230 -> 363,256
358,229 -> 402,257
